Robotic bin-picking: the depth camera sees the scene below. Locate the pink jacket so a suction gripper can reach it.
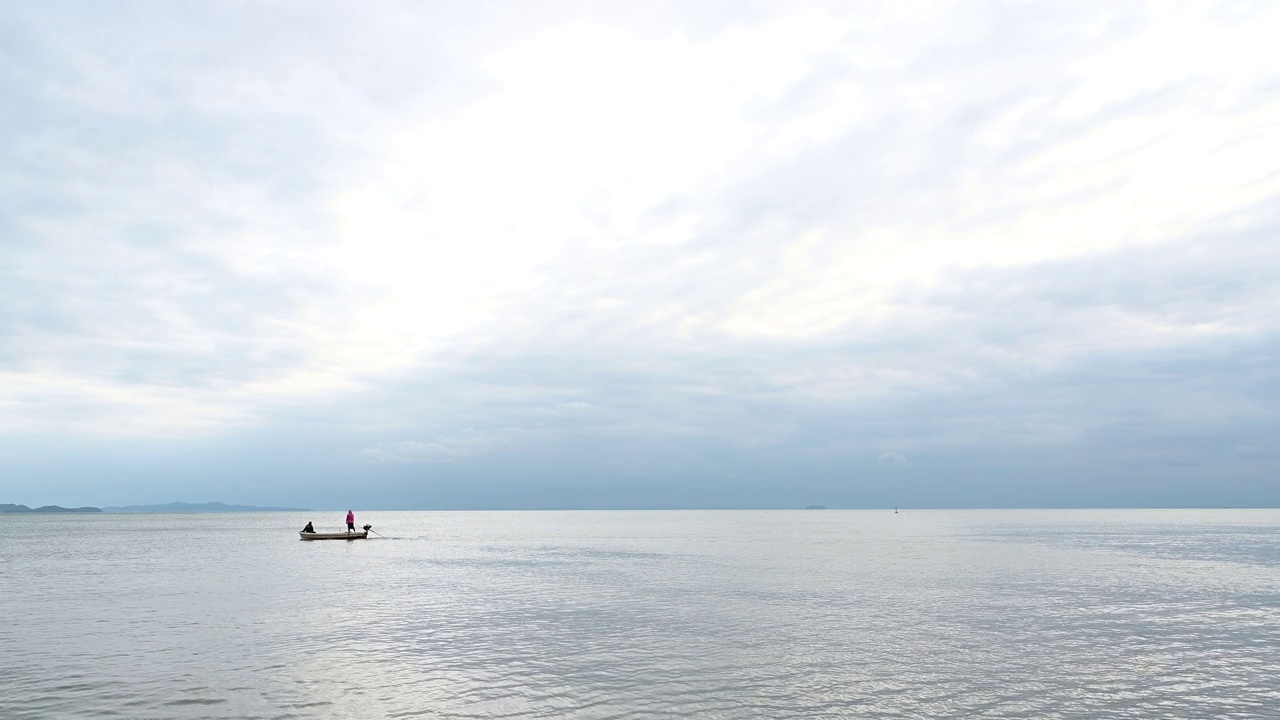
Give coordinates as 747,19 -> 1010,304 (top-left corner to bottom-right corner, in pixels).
346,511 -> 354,524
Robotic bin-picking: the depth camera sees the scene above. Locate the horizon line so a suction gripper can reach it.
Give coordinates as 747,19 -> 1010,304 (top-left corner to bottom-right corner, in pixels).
59,505 -> 1280,512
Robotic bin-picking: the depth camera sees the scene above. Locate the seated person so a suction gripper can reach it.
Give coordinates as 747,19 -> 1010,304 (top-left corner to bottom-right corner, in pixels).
302,521 -> 315,533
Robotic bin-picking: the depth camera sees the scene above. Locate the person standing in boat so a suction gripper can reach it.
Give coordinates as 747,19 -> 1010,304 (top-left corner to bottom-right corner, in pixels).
345,509 -> 355,533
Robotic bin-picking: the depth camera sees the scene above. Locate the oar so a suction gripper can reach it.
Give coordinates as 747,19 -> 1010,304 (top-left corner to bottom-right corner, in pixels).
364,524 -> 386,538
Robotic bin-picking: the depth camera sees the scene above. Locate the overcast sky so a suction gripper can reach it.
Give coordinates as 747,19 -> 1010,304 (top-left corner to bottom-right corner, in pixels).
2,1 -> 1277,509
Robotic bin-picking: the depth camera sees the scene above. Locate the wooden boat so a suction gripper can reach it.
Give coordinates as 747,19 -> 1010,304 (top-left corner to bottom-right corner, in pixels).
299,531 -> 368,540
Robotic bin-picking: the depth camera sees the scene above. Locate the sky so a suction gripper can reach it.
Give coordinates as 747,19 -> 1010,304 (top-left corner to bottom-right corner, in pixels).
1,1 -> 1278,509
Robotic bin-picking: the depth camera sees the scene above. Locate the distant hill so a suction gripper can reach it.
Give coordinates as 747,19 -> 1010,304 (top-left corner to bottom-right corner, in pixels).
1,503 -> 102,513
804,505 -> 828,510
102,502 -> 311,513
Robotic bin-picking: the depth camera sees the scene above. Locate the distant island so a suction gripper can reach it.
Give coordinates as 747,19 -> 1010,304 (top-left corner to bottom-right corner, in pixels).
1,503 -> 102,513
103,502 -> 312,513
804,505 -> 828,510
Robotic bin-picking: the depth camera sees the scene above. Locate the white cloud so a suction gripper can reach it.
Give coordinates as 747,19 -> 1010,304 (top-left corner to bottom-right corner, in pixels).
878,452 -> 912,468
1,0 -> 1277,470
361,429 -> 513,464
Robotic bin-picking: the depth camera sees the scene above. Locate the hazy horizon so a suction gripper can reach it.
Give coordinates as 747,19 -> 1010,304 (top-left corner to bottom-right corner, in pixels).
3,2 -> 1278,510
9,501 -> 1279,513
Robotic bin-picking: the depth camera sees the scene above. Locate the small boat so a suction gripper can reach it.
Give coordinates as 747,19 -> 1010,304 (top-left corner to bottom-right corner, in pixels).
300,531 -> 368,540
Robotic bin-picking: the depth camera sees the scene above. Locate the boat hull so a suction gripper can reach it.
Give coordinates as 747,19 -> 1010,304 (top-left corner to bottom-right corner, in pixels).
300,531 -> 368,540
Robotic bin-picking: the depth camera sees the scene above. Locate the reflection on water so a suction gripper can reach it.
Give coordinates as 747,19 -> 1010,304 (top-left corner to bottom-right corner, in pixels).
2,510 -> 1278,718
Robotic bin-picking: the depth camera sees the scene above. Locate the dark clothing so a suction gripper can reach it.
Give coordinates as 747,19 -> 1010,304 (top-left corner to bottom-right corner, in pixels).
302,523 -> 315,533
347,522 -> 355,532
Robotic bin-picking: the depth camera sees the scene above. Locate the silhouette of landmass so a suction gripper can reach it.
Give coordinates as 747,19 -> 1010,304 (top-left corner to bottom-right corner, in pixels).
1,503 -> 102,513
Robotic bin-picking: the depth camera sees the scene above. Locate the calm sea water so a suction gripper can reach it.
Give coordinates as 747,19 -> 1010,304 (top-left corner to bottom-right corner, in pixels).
2,510 -> 1278,719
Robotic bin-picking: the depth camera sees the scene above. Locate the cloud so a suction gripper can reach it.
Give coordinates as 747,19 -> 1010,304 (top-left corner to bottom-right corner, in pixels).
361,430 -> 514,464
877,452 -> 912,468
2,1 -> 1278,506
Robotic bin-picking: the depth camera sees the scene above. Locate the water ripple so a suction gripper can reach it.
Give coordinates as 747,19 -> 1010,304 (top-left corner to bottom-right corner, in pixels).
1,510 -> 1278,718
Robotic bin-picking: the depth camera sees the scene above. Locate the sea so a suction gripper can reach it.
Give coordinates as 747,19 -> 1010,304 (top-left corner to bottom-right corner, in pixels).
2,509 -> 1278,719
